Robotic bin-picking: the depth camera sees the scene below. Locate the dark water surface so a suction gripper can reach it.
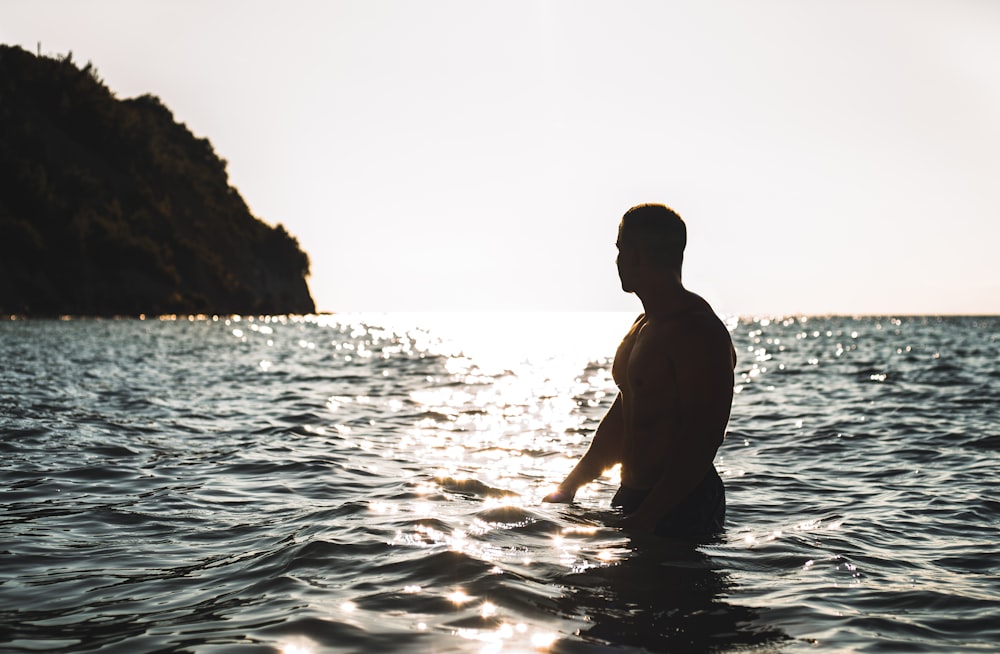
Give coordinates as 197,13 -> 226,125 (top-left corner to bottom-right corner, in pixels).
1,314 -> 997,652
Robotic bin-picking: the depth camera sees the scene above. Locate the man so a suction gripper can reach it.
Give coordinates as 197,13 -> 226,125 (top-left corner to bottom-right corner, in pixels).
544,204 -> 736,538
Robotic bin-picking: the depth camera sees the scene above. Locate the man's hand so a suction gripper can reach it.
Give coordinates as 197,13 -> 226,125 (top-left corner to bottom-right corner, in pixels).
542,487 -> 576,503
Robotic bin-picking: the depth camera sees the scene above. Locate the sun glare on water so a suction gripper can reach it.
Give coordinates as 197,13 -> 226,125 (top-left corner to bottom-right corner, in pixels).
317,311 -> 636,502
308,312 -> 641,649
365,311 -> 635,373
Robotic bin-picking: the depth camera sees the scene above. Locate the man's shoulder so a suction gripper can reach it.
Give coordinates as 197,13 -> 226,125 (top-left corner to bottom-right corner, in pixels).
640,304 -> 731,355
643,304 -> 725,336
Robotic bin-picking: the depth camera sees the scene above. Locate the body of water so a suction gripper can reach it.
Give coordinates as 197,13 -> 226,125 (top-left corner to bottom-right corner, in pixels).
1,313 -> 997,652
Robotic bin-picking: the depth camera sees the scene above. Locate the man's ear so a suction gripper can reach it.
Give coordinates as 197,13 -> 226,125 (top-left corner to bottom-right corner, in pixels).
625,245 -> 643,267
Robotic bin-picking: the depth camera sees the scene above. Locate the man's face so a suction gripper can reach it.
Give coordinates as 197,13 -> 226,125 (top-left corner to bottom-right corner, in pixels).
616,225 -> 637,293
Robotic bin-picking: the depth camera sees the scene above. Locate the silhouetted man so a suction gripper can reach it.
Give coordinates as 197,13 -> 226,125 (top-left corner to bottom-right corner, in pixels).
544,204 -> 736,538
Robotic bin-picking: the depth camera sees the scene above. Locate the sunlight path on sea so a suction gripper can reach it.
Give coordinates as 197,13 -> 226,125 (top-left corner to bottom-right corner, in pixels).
315,311 -> 633,495
294,312 -> 643,652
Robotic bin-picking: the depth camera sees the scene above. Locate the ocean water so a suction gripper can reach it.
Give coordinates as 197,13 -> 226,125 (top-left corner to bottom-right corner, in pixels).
1,312 -> 997,653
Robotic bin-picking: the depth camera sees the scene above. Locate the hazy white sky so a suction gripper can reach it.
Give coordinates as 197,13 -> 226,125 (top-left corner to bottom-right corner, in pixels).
5,0 -> 999,315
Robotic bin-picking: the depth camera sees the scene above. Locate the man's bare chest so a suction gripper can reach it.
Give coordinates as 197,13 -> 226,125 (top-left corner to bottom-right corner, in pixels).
612,317 -> 647,389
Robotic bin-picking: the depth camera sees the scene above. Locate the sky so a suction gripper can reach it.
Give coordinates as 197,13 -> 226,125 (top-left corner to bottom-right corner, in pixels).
4,0 -> 999,315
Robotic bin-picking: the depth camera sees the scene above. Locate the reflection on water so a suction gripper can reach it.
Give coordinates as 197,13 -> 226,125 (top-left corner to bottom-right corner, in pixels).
553,539 -> 788,652
3,314 -> 997,652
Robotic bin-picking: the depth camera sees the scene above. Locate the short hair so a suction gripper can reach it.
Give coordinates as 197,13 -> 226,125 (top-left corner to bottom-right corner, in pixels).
619,203 -> 687,272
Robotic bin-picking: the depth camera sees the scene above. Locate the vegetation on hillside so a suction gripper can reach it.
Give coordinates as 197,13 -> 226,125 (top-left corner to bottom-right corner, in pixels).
0,45 -> 316,316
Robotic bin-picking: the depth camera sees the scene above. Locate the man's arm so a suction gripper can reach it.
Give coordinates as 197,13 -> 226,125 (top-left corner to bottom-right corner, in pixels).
617,320 -> 734,529
543,393 -> 625,503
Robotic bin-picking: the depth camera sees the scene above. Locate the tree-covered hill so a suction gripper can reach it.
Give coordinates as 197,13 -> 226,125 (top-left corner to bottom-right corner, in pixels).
0,45 -> 316,316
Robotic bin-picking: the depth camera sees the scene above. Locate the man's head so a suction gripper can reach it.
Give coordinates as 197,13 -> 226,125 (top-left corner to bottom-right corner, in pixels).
616,204 -> 687,292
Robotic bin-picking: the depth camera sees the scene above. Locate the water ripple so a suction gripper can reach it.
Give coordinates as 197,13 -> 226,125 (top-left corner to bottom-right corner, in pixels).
1,314 -> 998,651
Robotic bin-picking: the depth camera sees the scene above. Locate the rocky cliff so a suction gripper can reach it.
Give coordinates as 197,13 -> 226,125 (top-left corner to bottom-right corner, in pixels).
0,45 -> 316,316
